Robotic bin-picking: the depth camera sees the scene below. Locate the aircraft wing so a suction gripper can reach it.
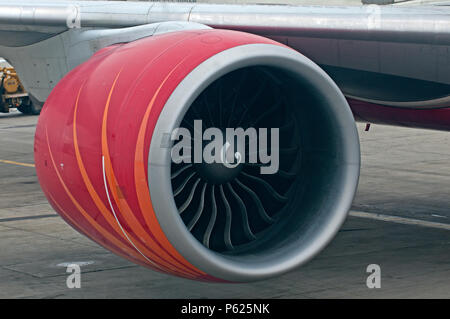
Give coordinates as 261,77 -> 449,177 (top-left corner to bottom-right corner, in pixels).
3,1 -> 450,283
0,1 -> 449,45
0,1 -> 449,109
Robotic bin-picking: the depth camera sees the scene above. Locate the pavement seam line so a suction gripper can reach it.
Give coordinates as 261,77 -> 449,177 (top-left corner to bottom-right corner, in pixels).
350,210 -> 450,231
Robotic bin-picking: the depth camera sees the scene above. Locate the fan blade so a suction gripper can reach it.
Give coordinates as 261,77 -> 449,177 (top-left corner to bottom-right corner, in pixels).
235,178 -> 275,224
248,99 -> 282,127
203,185 -> 217,248
179,178 -> 201,214
227,70 -> 249,127
173,171 -> 196,197
219,185 -> 234,251
187,182 -> 207,231
227,183 -> 256,240
171,164 -> 193,179
240,171 -> 288,203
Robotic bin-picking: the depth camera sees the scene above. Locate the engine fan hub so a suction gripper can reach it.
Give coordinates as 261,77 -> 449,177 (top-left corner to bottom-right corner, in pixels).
195,160 -> 243,185
193,134 -> 244,184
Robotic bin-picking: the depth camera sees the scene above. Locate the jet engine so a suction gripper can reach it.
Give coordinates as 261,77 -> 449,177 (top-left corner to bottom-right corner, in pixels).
34,29 -> 360,282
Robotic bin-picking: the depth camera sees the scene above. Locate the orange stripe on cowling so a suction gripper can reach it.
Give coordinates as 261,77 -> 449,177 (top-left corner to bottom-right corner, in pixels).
44,187 -> 148,268
100,70 -> 202,278
71,83 -> 194,277
98,73 -> 198,278
44,127 -> 152,267
133,58 -> 207,277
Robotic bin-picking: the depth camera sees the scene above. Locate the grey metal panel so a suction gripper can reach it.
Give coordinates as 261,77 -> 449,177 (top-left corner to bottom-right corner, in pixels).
275,36 -> 450,84
1,2 -> 450,44
0,3 -> 78,26
0,3 -> 77,46
0,21 -> 209,103
0,1 -> 449,91
76,2 -> 450,46
188,3 -> 450,45
0,30 -> 65,46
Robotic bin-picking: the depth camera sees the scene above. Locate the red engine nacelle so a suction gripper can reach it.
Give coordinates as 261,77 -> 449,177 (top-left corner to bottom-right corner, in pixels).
35,29 -> 360,282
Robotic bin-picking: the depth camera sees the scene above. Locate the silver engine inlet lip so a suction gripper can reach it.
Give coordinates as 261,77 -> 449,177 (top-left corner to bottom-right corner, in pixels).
148,43 -> 360,282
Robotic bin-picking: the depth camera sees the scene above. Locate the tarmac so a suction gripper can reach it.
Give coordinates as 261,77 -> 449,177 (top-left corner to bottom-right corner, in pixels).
0,109 -> 449,298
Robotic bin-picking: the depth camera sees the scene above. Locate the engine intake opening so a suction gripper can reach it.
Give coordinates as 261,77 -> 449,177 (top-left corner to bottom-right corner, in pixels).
149,43 -> 359,282
171,66 -> 302,253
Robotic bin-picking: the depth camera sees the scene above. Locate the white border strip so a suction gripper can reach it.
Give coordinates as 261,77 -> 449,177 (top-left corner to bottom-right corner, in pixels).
102,156 -> 159,268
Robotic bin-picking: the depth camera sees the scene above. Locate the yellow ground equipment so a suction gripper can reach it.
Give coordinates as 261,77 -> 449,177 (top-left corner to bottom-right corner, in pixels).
0,67 -> 38,114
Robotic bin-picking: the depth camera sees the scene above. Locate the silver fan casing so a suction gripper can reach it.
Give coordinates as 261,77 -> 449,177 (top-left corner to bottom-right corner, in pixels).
148,43 -> 360,282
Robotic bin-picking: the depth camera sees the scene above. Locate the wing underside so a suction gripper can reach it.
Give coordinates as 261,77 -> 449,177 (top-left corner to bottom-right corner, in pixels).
0,1 -> 449,111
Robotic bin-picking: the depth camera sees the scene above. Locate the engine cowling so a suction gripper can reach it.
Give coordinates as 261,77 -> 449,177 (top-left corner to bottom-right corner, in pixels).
34,29 -> 360,282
